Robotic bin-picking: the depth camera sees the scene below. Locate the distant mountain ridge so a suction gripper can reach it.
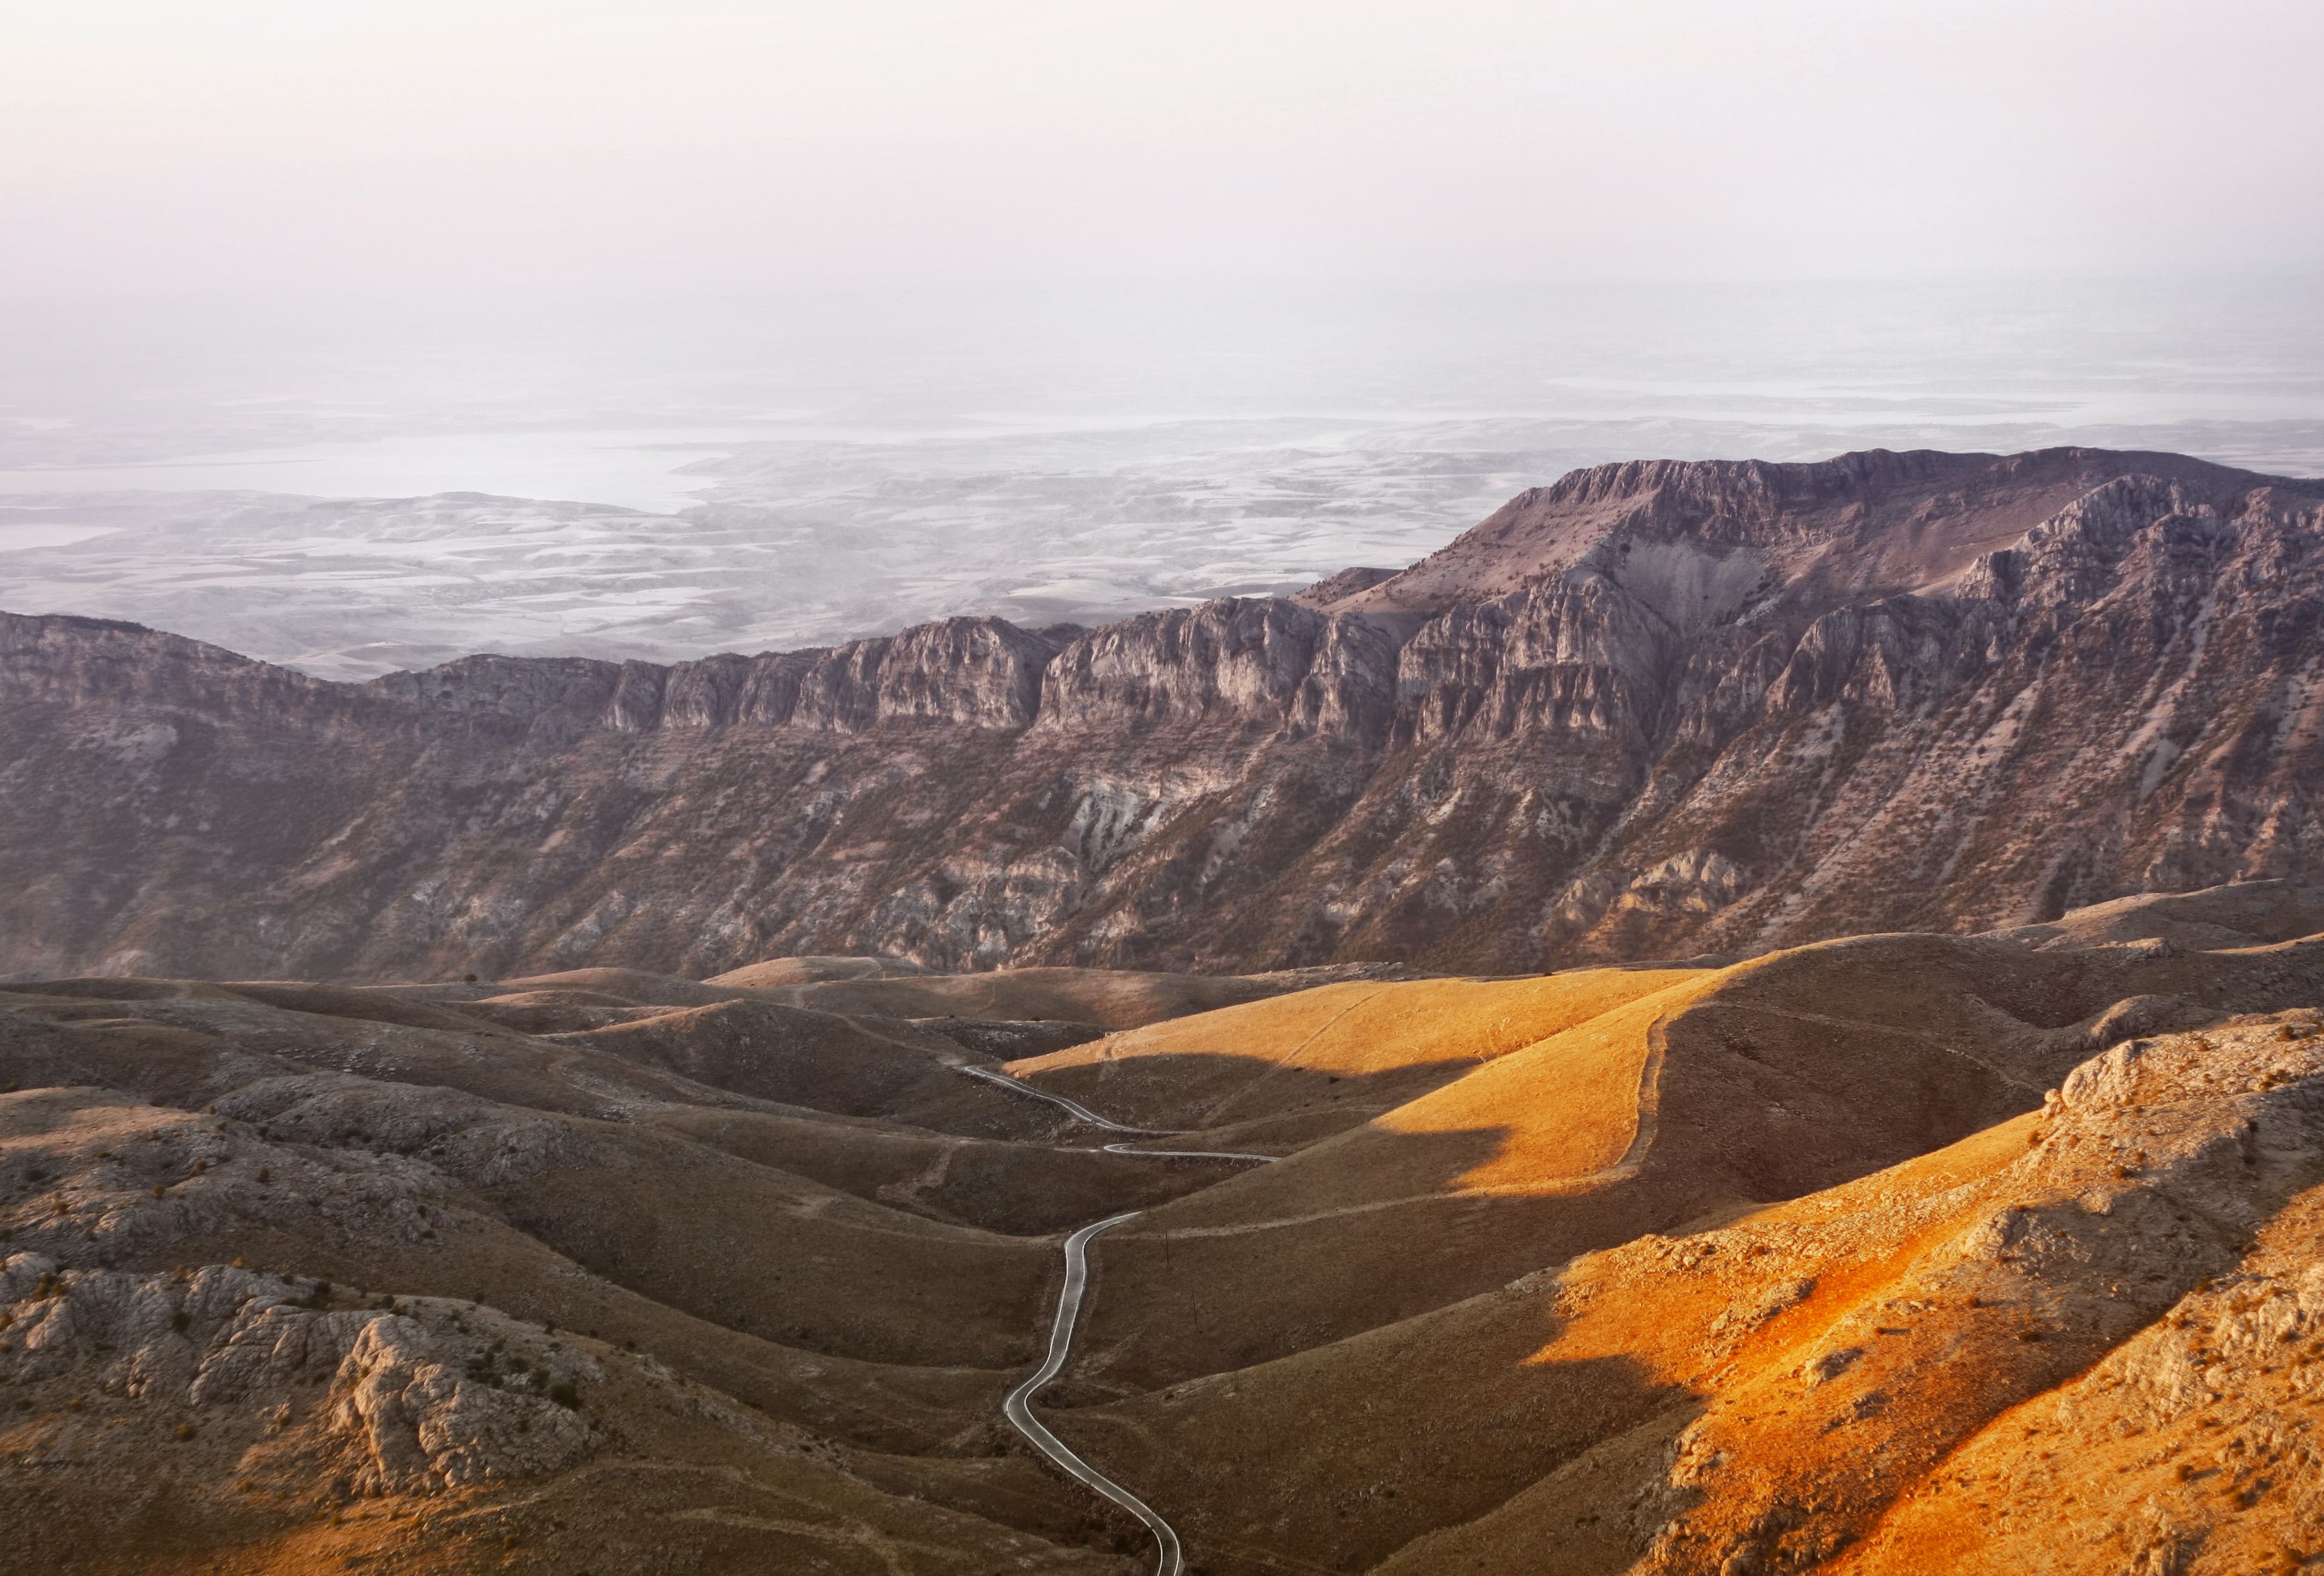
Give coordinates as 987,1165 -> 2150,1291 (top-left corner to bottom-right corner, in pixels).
4,445 -> 2321,981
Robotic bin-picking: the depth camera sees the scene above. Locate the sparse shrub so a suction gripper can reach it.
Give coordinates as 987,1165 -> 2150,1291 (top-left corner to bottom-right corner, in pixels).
170,1309 -> 190,1332
175,1422 -> 194,1440
150,1184 -> 166,1198
548,1381 -> 579,1409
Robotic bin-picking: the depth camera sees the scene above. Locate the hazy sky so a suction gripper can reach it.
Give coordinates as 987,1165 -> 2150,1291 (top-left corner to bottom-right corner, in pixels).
6,0 -> 2320,296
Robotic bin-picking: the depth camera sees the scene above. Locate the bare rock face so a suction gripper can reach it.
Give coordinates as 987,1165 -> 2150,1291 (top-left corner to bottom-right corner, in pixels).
2,446 -> 2323,981
1035,597 -> 1401,742
368,615 -> 1059,734
0,1256 -> 593,1494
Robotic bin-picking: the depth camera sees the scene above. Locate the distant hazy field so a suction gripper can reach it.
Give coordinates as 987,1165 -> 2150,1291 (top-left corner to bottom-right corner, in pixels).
2,277 -> 2317,677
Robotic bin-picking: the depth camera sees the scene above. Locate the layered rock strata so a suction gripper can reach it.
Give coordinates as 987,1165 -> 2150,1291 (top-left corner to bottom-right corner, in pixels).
3,446 -> 2322,981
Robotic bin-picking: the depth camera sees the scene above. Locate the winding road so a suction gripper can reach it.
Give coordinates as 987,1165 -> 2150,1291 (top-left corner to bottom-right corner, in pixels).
1005,1212 -> 1186,1576
955,1061 -> 1173,1134
961,1062 -> 1277,1575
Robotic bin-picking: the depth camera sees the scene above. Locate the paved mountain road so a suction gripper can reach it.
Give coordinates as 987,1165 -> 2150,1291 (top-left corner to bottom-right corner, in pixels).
1101,1139 -> 1282,1161
968,1062 -> 1278,1575
956,1062 -> 1171,1134
1006,1212 -> 1186,1576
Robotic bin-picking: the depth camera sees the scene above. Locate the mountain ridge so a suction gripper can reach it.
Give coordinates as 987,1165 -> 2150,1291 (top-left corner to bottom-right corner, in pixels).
4,444 -> 2322,982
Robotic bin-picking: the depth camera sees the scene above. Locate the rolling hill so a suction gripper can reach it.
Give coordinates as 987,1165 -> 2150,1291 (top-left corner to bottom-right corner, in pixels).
7,885 -> 2324,1571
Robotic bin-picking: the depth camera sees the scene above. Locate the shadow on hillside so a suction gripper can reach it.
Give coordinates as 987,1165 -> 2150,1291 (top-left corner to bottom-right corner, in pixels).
1081,1113 -> 1690,1386
1041,1003 -> 2055,1389
1059,1245 -> 1706,1576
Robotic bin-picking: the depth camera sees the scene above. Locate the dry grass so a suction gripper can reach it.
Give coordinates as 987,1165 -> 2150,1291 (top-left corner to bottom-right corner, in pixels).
9,930 -> 2324,1574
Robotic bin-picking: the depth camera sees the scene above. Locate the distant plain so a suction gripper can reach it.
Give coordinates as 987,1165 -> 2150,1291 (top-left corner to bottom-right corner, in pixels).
2,276 -> 2318,677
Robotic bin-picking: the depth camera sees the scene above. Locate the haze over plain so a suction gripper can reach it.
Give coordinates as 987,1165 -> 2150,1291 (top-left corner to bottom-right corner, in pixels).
1,3 -> 2320,674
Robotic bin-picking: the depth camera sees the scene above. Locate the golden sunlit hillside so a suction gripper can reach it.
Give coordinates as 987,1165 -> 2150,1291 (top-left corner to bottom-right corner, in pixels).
10,890 -> 2324,1572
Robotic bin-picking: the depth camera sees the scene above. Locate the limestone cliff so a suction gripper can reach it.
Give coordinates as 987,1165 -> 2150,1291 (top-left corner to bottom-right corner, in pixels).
3,446 -> 2320,981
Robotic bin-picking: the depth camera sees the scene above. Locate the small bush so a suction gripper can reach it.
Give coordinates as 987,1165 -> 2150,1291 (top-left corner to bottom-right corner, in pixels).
548,1381 -> 580,1409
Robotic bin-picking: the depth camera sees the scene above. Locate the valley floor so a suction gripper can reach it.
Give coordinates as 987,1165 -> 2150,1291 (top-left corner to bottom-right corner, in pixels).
6,883 -> 2324,1573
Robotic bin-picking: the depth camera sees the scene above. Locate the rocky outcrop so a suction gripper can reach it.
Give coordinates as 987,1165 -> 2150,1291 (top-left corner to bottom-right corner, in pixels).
370,615 -> 1060,734
2,446 -> 2322,981
1034,598 -> 1398,741
0,1256 -> 595,1493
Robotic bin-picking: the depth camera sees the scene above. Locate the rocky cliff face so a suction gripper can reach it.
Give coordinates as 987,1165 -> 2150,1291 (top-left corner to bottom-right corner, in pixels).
4,446 -> 2322,982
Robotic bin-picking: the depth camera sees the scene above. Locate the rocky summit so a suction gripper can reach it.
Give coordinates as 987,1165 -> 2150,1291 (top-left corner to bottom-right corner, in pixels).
4,445 -> 2322,984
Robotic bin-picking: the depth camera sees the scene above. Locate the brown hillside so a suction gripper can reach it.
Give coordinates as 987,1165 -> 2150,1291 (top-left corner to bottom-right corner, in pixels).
9,902 -> 2324,1572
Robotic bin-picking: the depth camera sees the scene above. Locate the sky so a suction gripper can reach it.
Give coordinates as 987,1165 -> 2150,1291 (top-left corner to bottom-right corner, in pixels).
4,0 -> 2322,297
